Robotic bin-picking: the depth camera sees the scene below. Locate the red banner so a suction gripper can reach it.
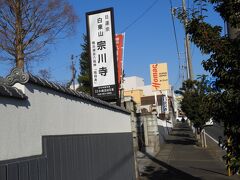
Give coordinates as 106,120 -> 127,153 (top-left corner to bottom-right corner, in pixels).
115,34 -> 124,86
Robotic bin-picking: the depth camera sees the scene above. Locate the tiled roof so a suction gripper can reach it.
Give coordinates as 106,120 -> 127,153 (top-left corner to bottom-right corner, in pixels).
0,85 -> 27,99
28,74 -> 130,114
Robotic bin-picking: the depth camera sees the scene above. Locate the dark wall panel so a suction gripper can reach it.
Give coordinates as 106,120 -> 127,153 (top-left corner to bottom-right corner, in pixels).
7,164 -> 18,180
19,162 -> 29,180
38,158 -> 47,180
52,137 -> 61,180
0,165 -> 7,180
29,160 -> 39,180
46,137 -> 54,180
0,133 -> 136,180
44,133 -> 136,180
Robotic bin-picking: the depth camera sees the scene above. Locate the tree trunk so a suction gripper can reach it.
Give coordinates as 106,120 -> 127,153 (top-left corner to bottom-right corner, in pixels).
227,23 -> 240,40
15,0 -> 24,69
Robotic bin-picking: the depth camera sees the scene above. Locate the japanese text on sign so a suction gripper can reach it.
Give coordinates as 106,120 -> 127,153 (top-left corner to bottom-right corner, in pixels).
87,8 -> 118,99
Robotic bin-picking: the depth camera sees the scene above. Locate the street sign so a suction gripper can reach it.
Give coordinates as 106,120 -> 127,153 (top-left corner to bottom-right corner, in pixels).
162,94 -> 169,113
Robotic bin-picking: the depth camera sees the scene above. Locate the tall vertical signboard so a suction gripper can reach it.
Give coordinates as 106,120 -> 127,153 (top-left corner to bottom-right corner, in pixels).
115,33 -> 124,86
86,8 -> 118,100
150,63 -> 169,91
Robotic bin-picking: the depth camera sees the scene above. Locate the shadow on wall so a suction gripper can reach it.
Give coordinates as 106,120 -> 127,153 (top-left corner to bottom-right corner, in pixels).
158,126 -> 170,145
25,84 -> 126,114
137,114 -> 145,152
0,97 -> 30,108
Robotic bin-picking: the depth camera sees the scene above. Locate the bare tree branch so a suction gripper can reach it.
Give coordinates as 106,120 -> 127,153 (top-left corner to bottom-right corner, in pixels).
0,0 -> 78,69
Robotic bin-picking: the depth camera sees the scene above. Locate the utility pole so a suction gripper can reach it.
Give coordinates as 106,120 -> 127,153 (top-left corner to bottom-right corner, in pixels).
70,55 -> 76,90
182,0 -> 194,80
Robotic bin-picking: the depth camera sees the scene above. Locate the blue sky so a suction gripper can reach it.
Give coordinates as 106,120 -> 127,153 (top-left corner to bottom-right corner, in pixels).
0,0 -> 224,89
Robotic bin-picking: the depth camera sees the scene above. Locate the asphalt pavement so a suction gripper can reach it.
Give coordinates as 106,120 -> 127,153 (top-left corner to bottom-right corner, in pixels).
137,122 -> 240,180
205,122 -> 225,143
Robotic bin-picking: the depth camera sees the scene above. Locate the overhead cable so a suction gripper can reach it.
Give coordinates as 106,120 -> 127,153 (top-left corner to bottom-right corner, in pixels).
121,0 -> 159,33
169,0 -> 181,89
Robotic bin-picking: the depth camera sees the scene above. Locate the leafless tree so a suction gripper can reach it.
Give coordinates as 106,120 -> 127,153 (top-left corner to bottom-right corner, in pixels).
38,68 -> 52,80
0,0 -> 78,69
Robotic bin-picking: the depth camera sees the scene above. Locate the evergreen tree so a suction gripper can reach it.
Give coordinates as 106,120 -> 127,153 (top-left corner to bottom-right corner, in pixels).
77,34 -> 91,94
182,0 -> 240,174
176,75 -> 212,131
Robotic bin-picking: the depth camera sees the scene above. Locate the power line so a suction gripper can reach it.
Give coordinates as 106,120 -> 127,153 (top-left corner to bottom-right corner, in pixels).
169,0 -> 182,89
121,0 -> 159,33
169,0 -> 181,64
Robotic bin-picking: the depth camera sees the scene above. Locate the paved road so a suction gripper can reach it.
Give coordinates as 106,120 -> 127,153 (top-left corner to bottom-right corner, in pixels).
138,122 -> 240,180
205,122 -> 225,142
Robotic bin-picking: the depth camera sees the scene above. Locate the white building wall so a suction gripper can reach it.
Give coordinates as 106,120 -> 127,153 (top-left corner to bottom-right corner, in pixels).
0,83 -> 131,161
123,76 -> 144,90
139,85 -> 170,97
123,76 -> 172,97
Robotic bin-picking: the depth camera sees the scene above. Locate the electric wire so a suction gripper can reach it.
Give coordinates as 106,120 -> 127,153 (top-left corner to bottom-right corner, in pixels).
121,0 -> 159,33
169,0 -> 181,89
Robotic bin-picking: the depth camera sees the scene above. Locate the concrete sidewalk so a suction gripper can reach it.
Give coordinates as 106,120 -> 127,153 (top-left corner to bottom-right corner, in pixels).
137,122 -> 240,180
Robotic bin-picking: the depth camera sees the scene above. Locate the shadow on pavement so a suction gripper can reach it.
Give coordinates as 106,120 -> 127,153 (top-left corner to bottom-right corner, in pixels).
190,167 -> 228,176
165,138 -> 196,145
141,152 -> 201,180
172,128 -> 192,132
170,133 -> 192,138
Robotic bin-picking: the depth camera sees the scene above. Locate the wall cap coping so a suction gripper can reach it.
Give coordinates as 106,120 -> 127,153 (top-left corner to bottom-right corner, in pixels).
28,74 -> 130,115
0,68 -> 130,114
0,84 -> 27,99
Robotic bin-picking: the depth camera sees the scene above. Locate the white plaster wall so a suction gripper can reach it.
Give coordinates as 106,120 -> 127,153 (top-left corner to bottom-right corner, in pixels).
140,85 -> 156,96
0,83 -> 131,161
140,85 -> 169,97
123,76 -> 144,90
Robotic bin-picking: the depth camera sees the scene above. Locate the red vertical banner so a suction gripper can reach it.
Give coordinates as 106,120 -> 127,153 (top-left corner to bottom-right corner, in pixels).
115,34 -> 124,86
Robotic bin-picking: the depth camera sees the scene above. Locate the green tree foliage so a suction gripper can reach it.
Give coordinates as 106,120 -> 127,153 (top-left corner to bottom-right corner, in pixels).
176,75 -> 212,131
185,0 -> 240,174
77,34 -> 91,94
